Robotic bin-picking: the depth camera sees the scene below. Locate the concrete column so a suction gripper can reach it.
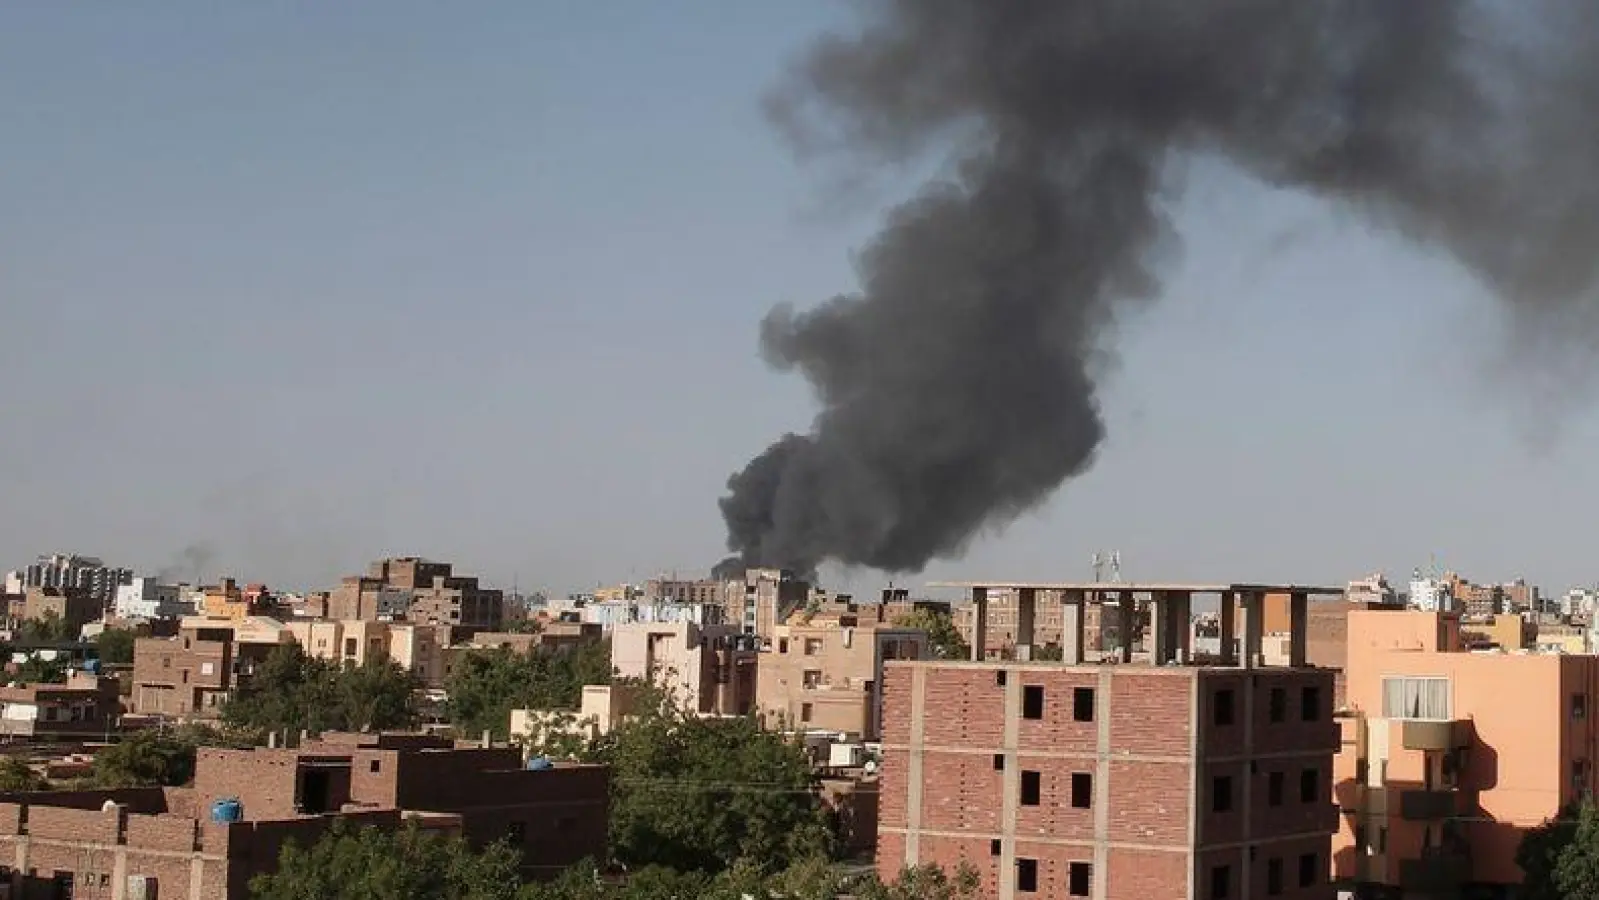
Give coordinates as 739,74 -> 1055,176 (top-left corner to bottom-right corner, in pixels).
1289,591 -> 1309,667
1150,591 -> 1193,665
1062,591 -> 1086,664
1218,592 -> 1237,665
1150,591 -> 1172,664
1173,591 -> 1193,663
1241,591 -> 1265,669
970,587 -> 989,662
1116,592 -> 1135,663
1015,587 -> 1037,661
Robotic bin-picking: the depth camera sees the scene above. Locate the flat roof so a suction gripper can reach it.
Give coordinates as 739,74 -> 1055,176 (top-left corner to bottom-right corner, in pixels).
928,582 -> 1345,595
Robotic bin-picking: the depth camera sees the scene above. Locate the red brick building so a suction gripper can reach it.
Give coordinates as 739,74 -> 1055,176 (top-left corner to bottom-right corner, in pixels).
0,732 -> 608,898
879,582 -> 1342,900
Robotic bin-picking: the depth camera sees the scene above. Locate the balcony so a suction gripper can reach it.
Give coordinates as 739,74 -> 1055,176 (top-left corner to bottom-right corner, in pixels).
1399,849 -> 1470,893
1401,719 -> 1469,751
1399,789 -> 1459,820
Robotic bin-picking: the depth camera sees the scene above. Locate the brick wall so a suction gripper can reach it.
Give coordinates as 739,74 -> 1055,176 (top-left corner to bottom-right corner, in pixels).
1106,848 -> 1188,900
194,749 -> 307,820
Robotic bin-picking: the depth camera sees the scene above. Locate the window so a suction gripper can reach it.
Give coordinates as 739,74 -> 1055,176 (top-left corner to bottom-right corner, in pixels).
1298,852 -> 1318,887
1068,862 -> 1091,897
1071,772 -> 1092,808
1020,771 -> 1041,806
804,638 -> 823,655
200,662 -> 214,676
1266,858 -> 1283,895
1023,685 -> 1045,720
1301,768 -> 1319,803
803,670 -> 822,689
778,638 -> 789,653
1210,864 -> 1231,900
1378,826 -> 1388,853
344,638 -> 357,657
993,754 -> 1005,771
1576,694 -> 1589,720
990,839 -> 1002,856
800,703 -> 813,722
996,670 -> 1007,687
1212,775 -> 1233,813
1214,689 -> 1235,726
1016,858 -> 1038,893
1355,824 -> 1367,852
1268,687 -> 1286,723
1268,771 -> 1284,806
1301,686 -> 1322,721
369,759 -> 381,773
1381,676 -> 1451,720
1073,687 -> 1094,722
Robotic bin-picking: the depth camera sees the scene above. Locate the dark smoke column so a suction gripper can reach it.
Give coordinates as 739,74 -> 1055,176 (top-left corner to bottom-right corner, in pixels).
721,0 -> 1599,576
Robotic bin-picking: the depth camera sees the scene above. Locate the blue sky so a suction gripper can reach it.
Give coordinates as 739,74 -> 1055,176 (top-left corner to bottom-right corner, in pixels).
4,2 -> 1597,597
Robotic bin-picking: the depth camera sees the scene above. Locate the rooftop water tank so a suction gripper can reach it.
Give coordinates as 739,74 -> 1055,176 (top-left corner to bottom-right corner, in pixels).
210,798 -> 243,823
525,756 -> 554,772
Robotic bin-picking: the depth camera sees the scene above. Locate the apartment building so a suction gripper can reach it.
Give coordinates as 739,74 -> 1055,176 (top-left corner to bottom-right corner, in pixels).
758,614 -> 927,740
880,582 -> 1342,900
958,590 -> 1129,660
1334,609 -> 1599,896
286,619 -> 453,687
0,732 -> 608,898
113,577 -> 185,620
130,617 -> 293,718
613,621 -> 758,716
723,568 -> 810,641
20,553 -> 132,611
18,586 -> 101,631
0,671 -> 119,739
644,576 -> 726,606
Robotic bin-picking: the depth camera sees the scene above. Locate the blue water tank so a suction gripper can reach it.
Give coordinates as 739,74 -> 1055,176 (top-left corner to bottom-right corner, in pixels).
525,756 -> 554,772
82,659 -> 101,674
210,799 -> 243,823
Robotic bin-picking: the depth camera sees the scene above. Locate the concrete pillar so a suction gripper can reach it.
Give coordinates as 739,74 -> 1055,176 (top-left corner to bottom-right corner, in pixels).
1241,591 -> 1265,669
1218,592 -> 1237,666
1116,591 -> 1135,663
1015,587 -> 1037,662
1062,591 -> 1086,664
1289,591 -> 1309,667
970,587 -> 988,662
1150,591 -> 1193,665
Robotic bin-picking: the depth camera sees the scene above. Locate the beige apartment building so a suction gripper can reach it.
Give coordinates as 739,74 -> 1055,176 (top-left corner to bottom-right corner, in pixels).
318,557 -> 505,636
131,616 -> 294,718
723,568 -> 810,641
756,613 -> 927,740
612,620 -> 757,716
286,619 -> 453,687
1334,608 -> 1599,896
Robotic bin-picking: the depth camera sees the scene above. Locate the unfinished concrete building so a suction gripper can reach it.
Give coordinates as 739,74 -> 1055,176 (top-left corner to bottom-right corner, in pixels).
879,582 -> 1343,900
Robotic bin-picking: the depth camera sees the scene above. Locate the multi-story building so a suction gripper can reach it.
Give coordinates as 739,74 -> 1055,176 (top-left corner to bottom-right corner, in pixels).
959,589 -> 1130,660
758,611 -> 927,740
579,598 -> 723,630
1406,572 -> 1453,614
0,671 -> 120,739
20,585 -> 102,631
613,620 -> 758,716
286,619 -> 453,687
644,576 -> 726,606
722,568 -> 810,641
0,732 -> 608,897
1335,608 -> 1599,896
880,581 -> 1342,900
1345,574 -> 1397,606
114,577 -> 185,620
130,616 -> 293,718
20,553 -> 132,612
324,575 -> 414,621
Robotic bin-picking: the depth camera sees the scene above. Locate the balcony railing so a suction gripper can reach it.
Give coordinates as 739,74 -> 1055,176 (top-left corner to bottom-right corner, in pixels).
1399,789 -> 1459,820
1401,719 -> 1469,752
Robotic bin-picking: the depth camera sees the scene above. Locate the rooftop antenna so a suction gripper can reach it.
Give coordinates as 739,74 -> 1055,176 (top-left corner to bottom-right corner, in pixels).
1110,551 -> 1122,583
1091,552 -> 1104,583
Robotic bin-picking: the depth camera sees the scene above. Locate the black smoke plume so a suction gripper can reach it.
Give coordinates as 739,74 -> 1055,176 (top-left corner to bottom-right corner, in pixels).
720,0 -> 1599,576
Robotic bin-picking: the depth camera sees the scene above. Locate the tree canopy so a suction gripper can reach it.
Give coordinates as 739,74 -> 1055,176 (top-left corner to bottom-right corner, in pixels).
891,608 -> 968,660
445,640 -> 612,740
94,627 -> 136,665
1522,803 -> 1599,900
0,757 -> 49,792
93,729 -> 207,788
223,644 -> 417,737
251,818 -> 527,900
15,611 -> 75,643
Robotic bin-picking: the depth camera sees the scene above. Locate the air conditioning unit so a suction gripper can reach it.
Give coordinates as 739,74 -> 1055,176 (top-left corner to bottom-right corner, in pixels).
126,875 -> 158,900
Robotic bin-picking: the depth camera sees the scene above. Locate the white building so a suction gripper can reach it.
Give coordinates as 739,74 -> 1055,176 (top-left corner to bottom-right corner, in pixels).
1346,573 -> 1397,605
1408,569 -> 1454,612
113,578 -> 184,620
580,600 -> 719,630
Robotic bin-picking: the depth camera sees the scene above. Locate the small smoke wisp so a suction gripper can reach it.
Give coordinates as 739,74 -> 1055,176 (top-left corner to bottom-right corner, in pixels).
718,0 -> 1599,577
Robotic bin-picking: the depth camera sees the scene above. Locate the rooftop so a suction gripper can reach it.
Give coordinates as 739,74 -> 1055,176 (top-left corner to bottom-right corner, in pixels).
930,581 -> 1345,595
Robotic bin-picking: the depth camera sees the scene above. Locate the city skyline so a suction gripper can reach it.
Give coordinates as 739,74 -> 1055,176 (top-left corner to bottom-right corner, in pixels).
8,3 -> 1599,595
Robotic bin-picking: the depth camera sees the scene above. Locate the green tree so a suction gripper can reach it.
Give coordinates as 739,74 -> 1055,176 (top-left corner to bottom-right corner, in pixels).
224,645 -> 418,737
16,611 -> 75,643
0,756 -> 49,792
95,628 -> 136,665
589,689 -> 832,875
1555,804 -> 1599,899
445,640 -> 612,740
11,655 -> 68,685
524,858 -> 979,900
251,818 -> 527,900
92,731 -> 203,787
891,608 -> 968,660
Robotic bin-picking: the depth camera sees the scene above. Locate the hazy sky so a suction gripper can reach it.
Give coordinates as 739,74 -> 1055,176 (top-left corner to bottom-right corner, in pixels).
5,2 -> 1598,597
